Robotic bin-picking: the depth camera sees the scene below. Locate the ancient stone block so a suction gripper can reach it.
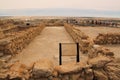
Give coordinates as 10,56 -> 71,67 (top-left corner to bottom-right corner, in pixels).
32,59 -> 54,79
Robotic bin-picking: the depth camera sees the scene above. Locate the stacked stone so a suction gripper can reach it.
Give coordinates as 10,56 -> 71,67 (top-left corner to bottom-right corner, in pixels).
0,23 -> 119,80
0,28 -> 4,39
88,45 -> 114,58
1,23 -> 17,34
0,56 -> 120,80
0,59 -> 54,80
0,23 -> 19,41
94,33 -> 120,45
75,19 -> 118,27
54,56 -> 120,80
64,24 -> 94,54
31,59 -> 54,80
64,23 -> 114,59
0,61 -> 31,80
0,24 -> 45,56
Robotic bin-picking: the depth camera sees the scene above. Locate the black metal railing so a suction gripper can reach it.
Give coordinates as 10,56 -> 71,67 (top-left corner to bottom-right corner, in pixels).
59,43 -> 80,65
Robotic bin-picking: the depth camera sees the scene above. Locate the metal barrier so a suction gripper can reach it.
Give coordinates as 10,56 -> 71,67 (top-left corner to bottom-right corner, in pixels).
59,43 -> 80,65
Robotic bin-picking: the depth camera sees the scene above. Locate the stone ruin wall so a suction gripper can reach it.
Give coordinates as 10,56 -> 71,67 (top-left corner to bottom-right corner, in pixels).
0,57 -> 120,80
0,23 -> 16,39
3,57 -> 120,80
0,23 -> 120,80
43,19 -> 64,26
0,29 -> 4,39
64,23 -> 114,58
69,19 -> 119,27
0,24 -> 45,57
94,33 -> 120,45
64,23 -> 93,54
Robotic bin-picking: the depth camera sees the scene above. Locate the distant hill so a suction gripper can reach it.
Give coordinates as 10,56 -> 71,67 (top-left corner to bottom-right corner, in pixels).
0,8 -> 120,18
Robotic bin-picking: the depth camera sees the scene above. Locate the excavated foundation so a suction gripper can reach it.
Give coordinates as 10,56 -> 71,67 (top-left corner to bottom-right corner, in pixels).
0,20 -> 120,80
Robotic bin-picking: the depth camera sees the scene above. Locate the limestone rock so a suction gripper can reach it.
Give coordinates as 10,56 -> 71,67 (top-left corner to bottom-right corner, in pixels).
84,68 -> 93,80
93,69 -> 108,80
94,33 -> 120,45
88,56 -> 112,68
7,62 -> 31,80
0,55 -> 12,62
54,62 -> 89,74
32,59 -> 54,79
0,30 -> 4,39
0,52 -> 4,57
104,59 -> 120,80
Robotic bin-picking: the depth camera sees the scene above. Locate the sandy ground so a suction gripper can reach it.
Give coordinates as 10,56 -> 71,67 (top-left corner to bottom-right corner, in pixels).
76,26 -> 120,58
76,26 -> 120,39
11,27 -> 86,65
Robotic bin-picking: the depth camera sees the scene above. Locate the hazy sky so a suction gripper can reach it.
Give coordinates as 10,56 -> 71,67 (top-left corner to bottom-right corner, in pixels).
0,0 -> 120,11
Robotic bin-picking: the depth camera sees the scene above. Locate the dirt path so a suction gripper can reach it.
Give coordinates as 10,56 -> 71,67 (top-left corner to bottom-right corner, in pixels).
11,27 -> 85,65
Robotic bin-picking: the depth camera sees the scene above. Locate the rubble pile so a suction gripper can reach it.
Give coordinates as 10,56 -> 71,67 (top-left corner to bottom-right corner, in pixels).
0,61 -> 31,80
94,33 -> 120,45
54,56 -> 120,80
0,56 -> 120,80
88,45 -> 114,58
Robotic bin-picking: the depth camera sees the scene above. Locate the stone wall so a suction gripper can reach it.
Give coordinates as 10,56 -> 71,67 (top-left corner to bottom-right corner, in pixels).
44,19 -> 64,26
64,23 -> 115,59
64,23 -> 93,54
0,57 -> 120,80
54,56 -> 120,80
0,29 -> 4,39
0,23 -> 119,80
69,19 -> 119,27
94,33 -> 120,45
0,24 -> 45,57
1,23 -> 17,34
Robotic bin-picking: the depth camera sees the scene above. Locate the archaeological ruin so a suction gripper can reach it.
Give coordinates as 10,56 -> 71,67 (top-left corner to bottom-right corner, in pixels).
0,17 -> 120,80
